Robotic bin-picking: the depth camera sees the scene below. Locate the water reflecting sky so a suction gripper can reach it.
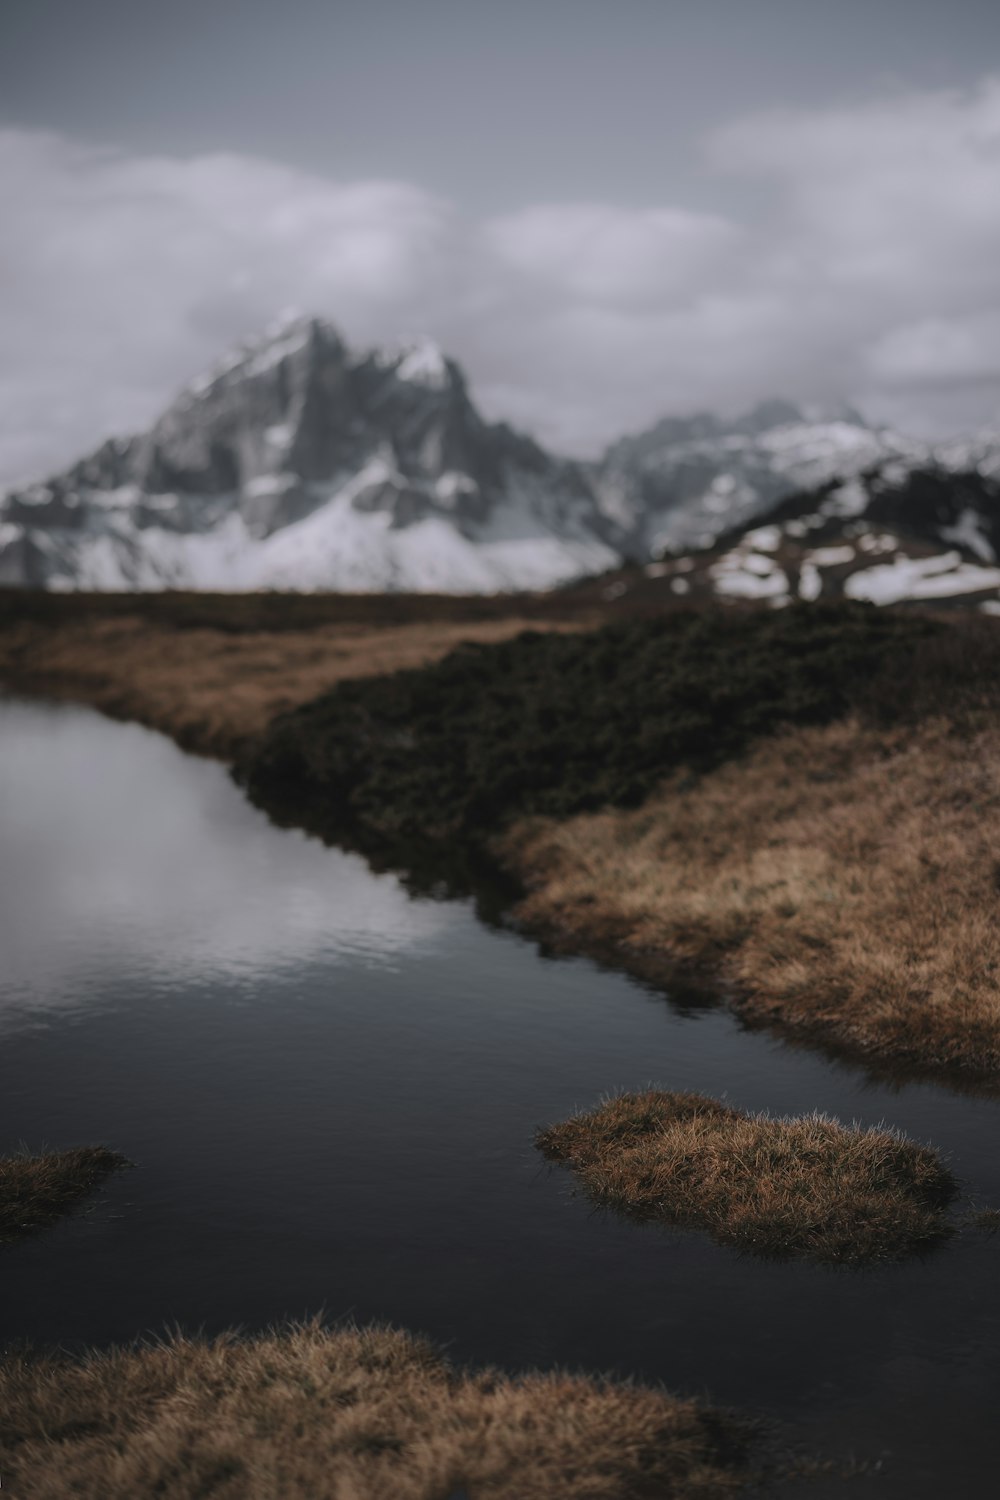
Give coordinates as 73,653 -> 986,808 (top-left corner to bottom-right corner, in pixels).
0,698 -> 459,1014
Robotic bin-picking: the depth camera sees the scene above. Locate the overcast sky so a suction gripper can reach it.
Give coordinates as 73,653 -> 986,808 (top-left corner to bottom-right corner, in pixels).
3,0 -> 1000,484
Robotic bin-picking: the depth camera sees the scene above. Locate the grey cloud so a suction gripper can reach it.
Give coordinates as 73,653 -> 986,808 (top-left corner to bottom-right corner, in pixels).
0,132 -> 456,482
866,312 -> 1000,389
3,78 -> 1000,485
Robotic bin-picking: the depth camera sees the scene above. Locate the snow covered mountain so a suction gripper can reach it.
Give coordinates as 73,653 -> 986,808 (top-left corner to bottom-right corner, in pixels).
0,316 -> 621,593
594,399 -> 930,555
630,462 -> 1000,611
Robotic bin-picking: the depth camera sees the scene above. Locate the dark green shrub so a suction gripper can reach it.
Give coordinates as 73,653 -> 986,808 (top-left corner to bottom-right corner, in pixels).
239,602 -> 943,845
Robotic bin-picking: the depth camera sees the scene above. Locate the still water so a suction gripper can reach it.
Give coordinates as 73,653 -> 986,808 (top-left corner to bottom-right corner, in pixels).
1,696 -> 998,1496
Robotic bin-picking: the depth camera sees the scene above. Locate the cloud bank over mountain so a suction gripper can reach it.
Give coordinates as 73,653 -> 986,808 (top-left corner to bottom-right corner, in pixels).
3,75 -> 1000,486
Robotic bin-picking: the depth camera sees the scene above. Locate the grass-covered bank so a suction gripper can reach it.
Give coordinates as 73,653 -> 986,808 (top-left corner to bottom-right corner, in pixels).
537,1091 -> 958,1264
0,598 -> 593,759
0,1321 -> 767,1500
0,1148 -> 129,1245
506,716 -> 1000,1077
240,602 -> 1000,1078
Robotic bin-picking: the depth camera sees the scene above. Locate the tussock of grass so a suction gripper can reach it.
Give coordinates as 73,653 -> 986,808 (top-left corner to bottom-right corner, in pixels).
0,1321 -> 760,1500
537,1091 -> 957,1264
241,602 -> 942,842
0,1147 -> 129,1245
506,716 -> 1000,1076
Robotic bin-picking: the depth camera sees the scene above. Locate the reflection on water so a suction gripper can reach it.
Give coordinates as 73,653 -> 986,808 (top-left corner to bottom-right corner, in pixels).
1,696 -> 999,1498
0,699 -> 459,1014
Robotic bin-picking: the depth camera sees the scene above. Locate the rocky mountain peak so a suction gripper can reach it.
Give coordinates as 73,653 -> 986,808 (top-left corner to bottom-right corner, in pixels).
91,316 -> 496,538
0,317 -> 620,591
182,313 -> 346,398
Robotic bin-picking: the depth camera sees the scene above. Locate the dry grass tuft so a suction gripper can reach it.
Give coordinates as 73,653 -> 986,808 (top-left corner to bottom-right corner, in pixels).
505,717 -> 1000,1077
0,1320 -> 760,1499
537,1090 -> 957,1264
0,1147 -> 130,1245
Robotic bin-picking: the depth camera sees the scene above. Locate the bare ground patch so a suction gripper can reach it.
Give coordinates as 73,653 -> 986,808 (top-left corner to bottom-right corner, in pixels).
504,718 -> 1000,1077
537,1090 -> 957,1264
0,1321 -> 762,1500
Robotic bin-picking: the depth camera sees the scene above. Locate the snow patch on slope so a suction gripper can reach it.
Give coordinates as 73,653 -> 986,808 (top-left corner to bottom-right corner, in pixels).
844,553 -> 1000,604
711,550 -> 789,601
940,508 -> 995,562
394,339 -> 451,390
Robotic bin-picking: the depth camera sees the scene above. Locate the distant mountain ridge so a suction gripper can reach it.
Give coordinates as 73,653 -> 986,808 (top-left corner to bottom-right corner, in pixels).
594,399 -> 933,556
2,313 -> 999,597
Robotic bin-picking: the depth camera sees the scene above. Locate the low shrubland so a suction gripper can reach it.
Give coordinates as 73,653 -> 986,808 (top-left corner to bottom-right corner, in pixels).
537,1091 -> 958,1264
240,602 -> 954,842
0,1147 -> 129,1245
0,1320 -> 762,1500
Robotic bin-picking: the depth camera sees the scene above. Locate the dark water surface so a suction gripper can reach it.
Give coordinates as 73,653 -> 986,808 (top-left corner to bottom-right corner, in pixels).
2,697 -> 998,1496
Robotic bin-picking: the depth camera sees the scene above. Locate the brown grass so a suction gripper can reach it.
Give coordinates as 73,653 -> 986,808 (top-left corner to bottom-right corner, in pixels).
0,1147 -> 130,1245
503,717 -> 1000,1077
537,1090 -> 957,1264
0,1321 -> 761,1500
0,613 -> 589,759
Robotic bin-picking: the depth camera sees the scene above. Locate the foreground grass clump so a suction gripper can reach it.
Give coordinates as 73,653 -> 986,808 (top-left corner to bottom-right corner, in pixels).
240,602 -> 945,842
0,1147 -> 129,1245
0,1321 -> 760,1500
537,1091 -> 957,1264
508,717 -> 1000,1075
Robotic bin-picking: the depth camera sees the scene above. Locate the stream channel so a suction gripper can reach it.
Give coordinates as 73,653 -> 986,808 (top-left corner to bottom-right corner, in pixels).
1,695 -> 999,1496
